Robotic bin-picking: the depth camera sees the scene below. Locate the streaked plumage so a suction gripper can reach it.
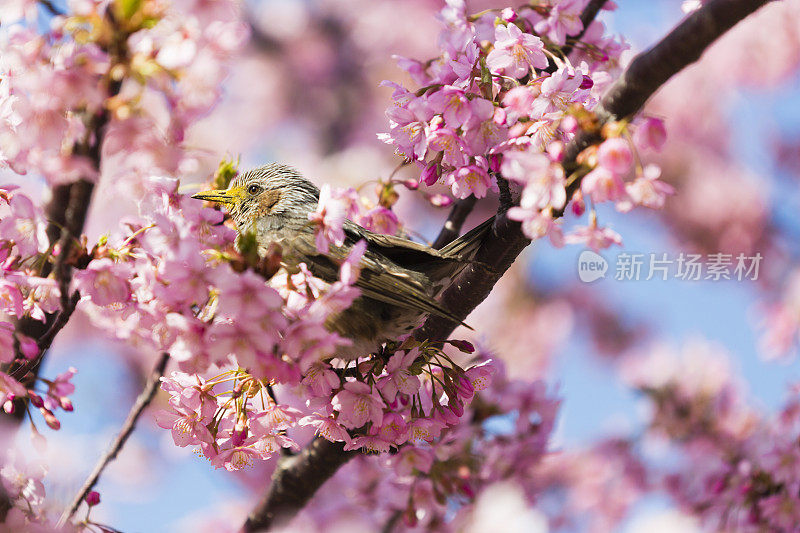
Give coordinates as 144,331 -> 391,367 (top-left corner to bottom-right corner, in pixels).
193,163 -> 493,359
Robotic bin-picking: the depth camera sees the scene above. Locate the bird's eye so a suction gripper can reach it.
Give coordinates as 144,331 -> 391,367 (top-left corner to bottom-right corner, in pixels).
247,184 -> 261,195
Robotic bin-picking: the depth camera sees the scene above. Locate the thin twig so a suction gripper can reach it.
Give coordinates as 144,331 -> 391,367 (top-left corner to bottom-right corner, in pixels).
238,1 -> 771,530
38,0 -> 65,17
432,197 -> 477,249
544,0 -> 609,74
57,352 -> 171,527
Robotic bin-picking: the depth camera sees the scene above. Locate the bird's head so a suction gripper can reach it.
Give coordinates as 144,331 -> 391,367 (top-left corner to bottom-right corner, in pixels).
192,163 -> 320,231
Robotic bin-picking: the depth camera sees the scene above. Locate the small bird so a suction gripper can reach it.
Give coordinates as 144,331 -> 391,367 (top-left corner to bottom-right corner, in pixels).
192,163 -> 493,359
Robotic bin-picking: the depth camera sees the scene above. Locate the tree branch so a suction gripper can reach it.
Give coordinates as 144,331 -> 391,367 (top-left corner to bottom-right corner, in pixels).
57,352 -> 170,528
3,8 -> 127,423
432,197 -> 477,249
239,0 -> 770,529
557,0 -> 771,212
241,438 -> 354,532
38,0 -> 65,17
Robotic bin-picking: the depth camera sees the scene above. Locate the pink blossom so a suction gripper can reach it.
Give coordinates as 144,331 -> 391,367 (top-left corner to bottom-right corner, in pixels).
382,96 -> 433,159
0,0 -> 39,23
503,86 -> 536,117
407,417 -> 447,444
486,23 -> 548,79
0,453 -> 45,507
156,372 -> 217,448
378,350 -> 421,402
24,277 -> 61,321
565,225 -> 623,252
309,184 -> 347,253
0,279 -> 24,317
43,367 -> 76,412
300,413 -> 352,444
301,361 -> 341,397
634,117 -> 667,151
428,86 -> 473,128
333,381 -> 385,429
211,445 -> 262,471
759,492 -> 800,530
500,149 -> 551,185
214,269 -> 284,321
534,0 -> 585,46
250,404 -> 303,434
507,208 -> 565,246
462,100 -> 507,155
73,258 -> 132,307
0,372 -> 26,414
581,166 -> 627,203
446,159 -> 494,199
465,360 -> 495,392
357,206 -> 399,235
502,150 -> 566,209
0,193 -> 44,257
376,412 -> 409,445
0,322 -> 14,363
253,433 -> 300,456
391,447 -> 435,476
427,126 -> 466,168
624,164 -> 674,210
530,67 -> 585,118
597,138 -> 634,176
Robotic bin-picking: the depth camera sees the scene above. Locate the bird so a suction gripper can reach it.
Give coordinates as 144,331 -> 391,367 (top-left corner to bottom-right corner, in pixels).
192,163 -> 493,360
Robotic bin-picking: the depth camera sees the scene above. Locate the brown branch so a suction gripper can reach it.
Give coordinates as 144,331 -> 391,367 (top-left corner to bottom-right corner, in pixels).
432,197 -> 477,249
57,352 -> 170,527
557,0 -> 771,213
3,7 -> 127,422
241,438 -> 354,531
239,0 -> 770,530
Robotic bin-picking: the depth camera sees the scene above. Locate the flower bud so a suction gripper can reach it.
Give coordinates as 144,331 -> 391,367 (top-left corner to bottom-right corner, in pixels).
420,163 -> 439,186
501,8 -> 517,22
427,193 -> 453,207
60,397 -> 74,412
85,491 -> 101,507
29,391 -> 43,408
41,408 -> 60,430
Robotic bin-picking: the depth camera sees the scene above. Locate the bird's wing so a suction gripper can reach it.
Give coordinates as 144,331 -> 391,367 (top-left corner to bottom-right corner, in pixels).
341,215 -> 495,265
281,231 -> 469,327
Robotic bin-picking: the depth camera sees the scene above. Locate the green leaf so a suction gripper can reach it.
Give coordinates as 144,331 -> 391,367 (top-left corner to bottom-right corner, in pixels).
235,229 -> 260,266
118,0 -> 143,20
214,155 -> 240,190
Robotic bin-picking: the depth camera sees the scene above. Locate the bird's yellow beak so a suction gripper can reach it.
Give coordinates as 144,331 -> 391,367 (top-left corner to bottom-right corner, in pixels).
191,188 -> 240,205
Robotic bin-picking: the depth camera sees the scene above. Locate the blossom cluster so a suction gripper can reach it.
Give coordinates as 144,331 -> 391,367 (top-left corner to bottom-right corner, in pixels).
0,185 -> 77,426
380,0 -> 672,251
283,350 -> 560,531
622,340 -> 800,531
154,281 -> 498,470
0,0 -> 248,526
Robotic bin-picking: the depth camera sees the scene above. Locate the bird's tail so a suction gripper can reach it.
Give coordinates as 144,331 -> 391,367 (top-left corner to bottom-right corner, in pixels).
437,215 -> 495,260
